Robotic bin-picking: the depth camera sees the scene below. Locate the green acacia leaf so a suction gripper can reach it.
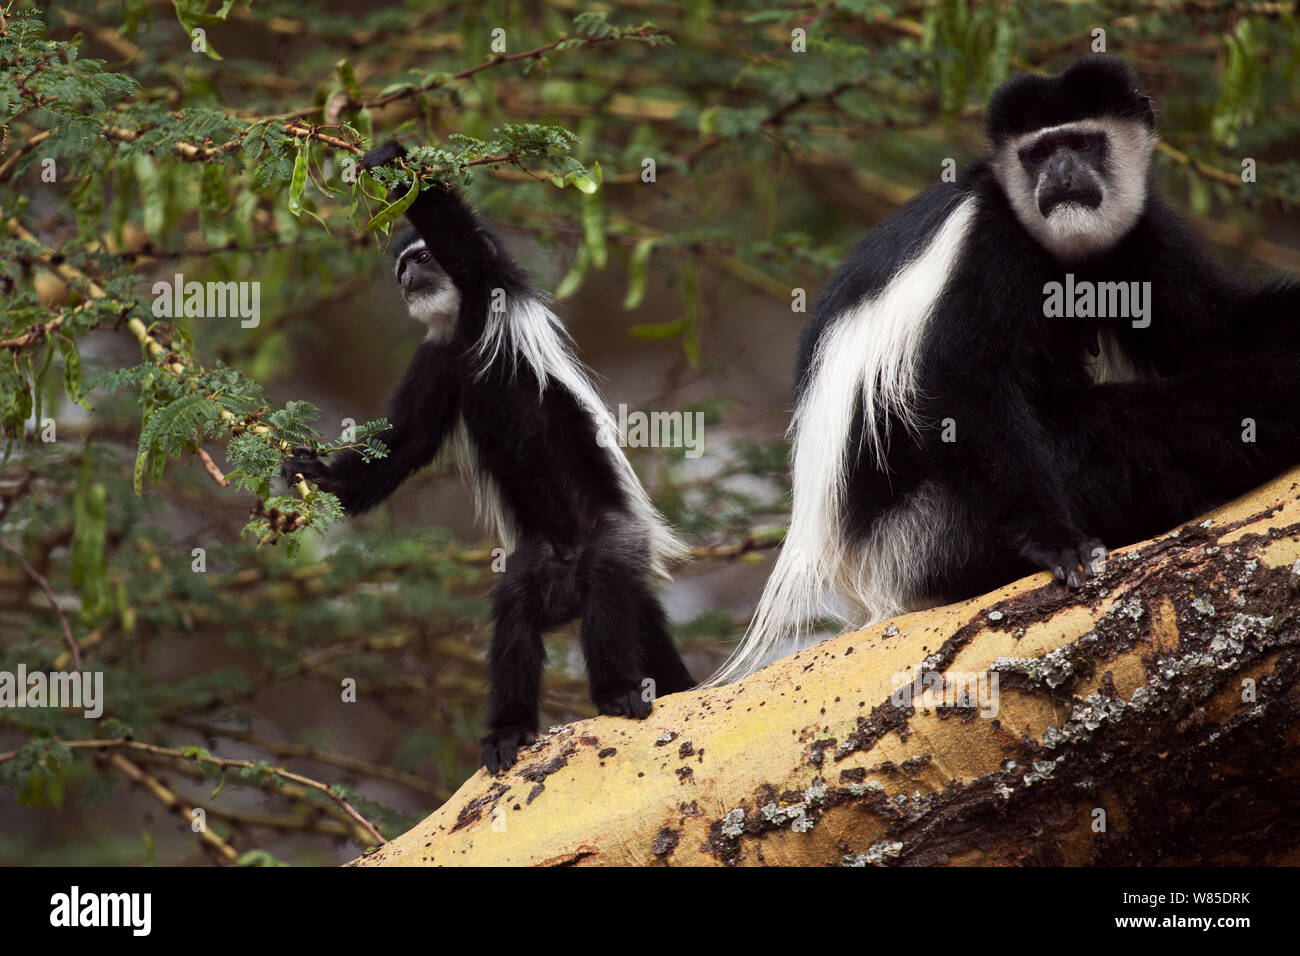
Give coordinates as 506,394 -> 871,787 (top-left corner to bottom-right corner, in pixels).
623,239 -> 656,310
59,338 -> 83,405
364,176 -> 420,233
134,154 -> 165,240
582,190 -> 607,270
288,145 -> 308,217
555,242 -> 591,299
629,315 -> 688,340
71,471 -> 112,623
335,59 -> 363,99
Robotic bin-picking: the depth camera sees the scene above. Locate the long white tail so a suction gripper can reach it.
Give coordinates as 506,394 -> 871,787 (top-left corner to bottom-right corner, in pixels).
700,197 -> 978,687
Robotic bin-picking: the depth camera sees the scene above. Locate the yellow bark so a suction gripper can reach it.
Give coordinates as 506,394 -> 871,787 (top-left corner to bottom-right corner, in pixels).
356,468 -> 1300,866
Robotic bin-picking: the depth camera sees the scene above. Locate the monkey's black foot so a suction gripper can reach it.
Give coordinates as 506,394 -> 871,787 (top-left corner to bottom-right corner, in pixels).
480,726 -> 536,774
595,685 -> 654,720
361,140 -> 407,171
1024,538 -> 1108,589
652,661 -> 696,697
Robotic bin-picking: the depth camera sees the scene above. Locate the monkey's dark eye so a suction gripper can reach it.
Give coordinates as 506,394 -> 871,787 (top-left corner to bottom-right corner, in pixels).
414,251 -> 432,264
1023,141 -> 1054,164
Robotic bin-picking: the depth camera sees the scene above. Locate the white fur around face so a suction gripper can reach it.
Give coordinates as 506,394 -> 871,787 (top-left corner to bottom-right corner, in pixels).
701,196 -> 979,687
395,237 -> 462,341
991,117 -> 1157,262
406,285 -> 461,341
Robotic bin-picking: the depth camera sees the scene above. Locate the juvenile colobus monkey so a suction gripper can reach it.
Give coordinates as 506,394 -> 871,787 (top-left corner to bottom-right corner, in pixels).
284,141 -> 693,771
706,57 -> 1300,685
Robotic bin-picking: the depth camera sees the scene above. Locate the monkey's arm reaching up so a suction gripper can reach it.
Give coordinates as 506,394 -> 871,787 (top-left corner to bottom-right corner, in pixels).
360,140 -> 526,300
283,342 -> 461,514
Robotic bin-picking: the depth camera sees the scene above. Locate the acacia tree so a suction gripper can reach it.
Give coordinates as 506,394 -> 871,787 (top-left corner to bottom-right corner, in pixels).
1,0 -> 1298,865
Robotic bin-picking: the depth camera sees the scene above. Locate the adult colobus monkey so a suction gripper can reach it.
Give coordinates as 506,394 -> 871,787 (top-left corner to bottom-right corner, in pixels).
706,57 -> 1300,686
284,141 -> 693,771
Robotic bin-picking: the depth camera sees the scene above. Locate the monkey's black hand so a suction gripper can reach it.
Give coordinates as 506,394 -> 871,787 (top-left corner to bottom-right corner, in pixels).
281,446 -> 334,488
361,140 -> 407,172
1022,537 -> 1107,590
480,726 -> 536,775
595,686 -> 654,720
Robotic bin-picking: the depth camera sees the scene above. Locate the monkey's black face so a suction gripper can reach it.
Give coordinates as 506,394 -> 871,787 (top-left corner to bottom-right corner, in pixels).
993,118 -> 1155,262
988,59 -> 1158,262
395,241 -> 444,296
393,235 -> 462,338
1019,130 -> 1106,217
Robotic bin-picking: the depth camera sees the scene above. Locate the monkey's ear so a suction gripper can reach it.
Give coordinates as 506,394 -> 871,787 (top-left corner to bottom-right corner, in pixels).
476,226 -> 499,258
1138,93 -> 1156,126
361,140 -> 407,171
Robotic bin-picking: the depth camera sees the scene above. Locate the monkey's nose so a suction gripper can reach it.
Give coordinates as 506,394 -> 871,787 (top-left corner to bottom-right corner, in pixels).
1048,153 -> 1077,189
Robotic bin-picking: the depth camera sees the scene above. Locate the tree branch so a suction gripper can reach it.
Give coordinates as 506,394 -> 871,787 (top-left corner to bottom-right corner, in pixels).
355,467 -> 1300,866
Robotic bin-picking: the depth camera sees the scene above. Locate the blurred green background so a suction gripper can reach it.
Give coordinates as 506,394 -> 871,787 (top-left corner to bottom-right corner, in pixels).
2,0 -> 1298,864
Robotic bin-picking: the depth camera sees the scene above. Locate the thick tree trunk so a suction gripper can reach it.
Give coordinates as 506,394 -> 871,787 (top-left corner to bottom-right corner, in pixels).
355,469 -> 1300,866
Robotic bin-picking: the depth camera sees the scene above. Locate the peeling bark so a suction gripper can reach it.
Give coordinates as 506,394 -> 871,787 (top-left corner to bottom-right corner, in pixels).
354,469 -> 1300,867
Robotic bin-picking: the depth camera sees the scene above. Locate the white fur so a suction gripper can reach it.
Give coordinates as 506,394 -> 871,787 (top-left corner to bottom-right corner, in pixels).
834,481 -> 968,623
448,416 -> 515,547
397,238 -> 462,341
991,118 -> 1157,261
467,295 -> 685,577
701,196 -> 979,687
1084,327 -> 1146,384
407,285 -> 461,341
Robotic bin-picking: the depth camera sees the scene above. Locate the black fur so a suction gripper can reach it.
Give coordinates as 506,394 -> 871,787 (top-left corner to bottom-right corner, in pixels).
985,57 -> 1155,145
284,141 -> 692,773
800,58 -> 1300,606
794,182 -> 966,398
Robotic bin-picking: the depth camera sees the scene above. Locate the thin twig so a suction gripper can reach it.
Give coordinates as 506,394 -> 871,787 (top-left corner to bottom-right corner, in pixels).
174,719 -> 448,799
0,532 -> 81,671
104,752 -> 240,864
0,738 -> 386,846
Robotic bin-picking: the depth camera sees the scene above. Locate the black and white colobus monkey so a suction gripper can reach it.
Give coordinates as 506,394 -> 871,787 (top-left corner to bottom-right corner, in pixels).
283,141 -> 694,771
706,57 -> 1300,685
